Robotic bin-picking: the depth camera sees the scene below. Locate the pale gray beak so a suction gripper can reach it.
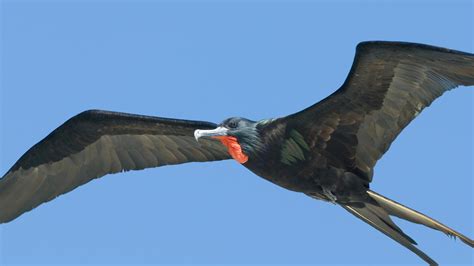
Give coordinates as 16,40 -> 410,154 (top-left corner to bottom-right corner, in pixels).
194,126 -> 228,141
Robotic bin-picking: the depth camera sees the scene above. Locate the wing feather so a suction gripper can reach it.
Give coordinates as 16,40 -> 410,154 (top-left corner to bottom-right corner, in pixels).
0,110 -> 230,223
280,41 -> 474,182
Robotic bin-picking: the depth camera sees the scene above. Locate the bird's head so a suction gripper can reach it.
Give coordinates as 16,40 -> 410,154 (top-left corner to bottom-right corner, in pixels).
194,117 -> 263,164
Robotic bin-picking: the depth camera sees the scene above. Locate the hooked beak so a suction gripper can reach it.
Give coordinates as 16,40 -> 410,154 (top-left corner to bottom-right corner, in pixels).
194,126 -> 229,142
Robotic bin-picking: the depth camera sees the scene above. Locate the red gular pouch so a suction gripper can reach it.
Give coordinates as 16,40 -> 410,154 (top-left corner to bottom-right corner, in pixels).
212,136 -> 249,164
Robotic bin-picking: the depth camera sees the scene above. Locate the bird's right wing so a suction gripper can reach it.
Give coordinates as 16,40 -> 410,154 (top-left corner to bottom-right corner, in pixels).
0,110 -> 230,223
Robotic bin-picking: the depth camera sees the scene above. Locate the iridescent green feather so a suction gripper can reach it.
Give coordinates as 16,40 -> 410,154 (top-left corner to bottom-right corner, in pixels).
281,130 -> 310,165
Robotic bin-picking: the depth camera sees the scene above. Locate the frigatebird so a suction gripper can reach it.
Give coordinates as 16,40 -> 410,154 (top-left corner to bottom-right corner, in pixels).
0,41 -> 473,264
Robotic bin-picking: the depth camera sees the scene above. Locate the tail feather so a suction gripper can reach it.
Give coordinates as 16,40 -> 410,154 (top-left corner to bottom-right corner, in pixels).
341,203 -> 437,265
363,202 -> 417,244
367,190 -> 474,247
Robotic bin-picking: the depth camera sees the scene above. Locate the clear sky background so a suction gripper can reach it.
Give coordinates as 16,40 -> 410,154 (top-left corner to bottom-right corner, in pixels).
0,0 -> 472,265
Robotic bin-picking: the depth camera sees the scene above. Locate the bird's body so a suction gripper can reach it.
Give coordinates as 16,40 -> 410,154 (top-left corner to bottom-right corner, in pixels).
244,119 -> 369,200
1,41 -> 473,265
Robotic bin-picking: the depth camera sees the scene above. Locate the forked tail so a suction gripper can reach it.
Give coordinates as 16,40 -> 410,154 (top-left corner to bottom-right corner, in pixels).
340,190 -> 473,265
367,190 -> 473,247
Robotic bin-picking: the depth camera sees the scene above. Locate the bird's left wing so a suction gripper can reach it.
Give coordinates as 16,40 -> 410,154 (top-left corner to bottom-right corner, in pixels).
279,41 -> 474,182
0,110 -> 230,223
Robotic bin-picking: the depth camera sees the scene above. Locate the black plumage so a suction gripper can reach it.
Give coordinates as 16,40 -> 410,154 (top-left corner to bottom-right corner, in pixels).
1,41 -> 473,265
0,111 -> 230,222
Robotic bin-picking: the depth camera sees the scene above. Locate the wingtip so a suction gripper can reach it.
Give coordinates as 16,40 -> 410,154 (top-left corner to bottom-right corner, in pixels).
356,40 -> 474,57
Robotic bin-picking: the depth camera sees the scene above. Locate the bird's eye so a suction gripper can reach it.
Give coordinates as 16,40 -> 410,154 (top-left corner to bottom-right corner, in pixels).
228,121 -> 238,128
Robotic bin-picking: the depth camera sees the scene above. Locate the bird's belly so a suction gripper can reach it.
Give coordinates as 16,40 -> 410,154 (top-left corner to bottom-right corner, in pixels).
244,162 -> 369,203
244,164 -> 322,193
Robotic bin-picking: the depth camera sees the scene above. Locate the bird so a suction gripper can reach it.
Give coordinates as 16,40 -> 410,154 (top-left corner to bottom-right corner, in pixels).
0,41 -> 473,265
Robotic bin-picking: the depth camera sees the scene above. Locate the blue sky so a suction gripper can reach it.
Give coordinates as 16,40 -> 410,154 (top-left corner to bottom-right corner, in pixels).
0,0 -> 472,265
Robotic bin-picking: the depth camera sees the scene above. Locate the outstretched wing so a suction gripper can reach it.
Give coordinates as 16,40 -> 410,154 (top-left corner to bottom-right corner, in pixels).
0,110 -> 230,223
282,41 -> 474,182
